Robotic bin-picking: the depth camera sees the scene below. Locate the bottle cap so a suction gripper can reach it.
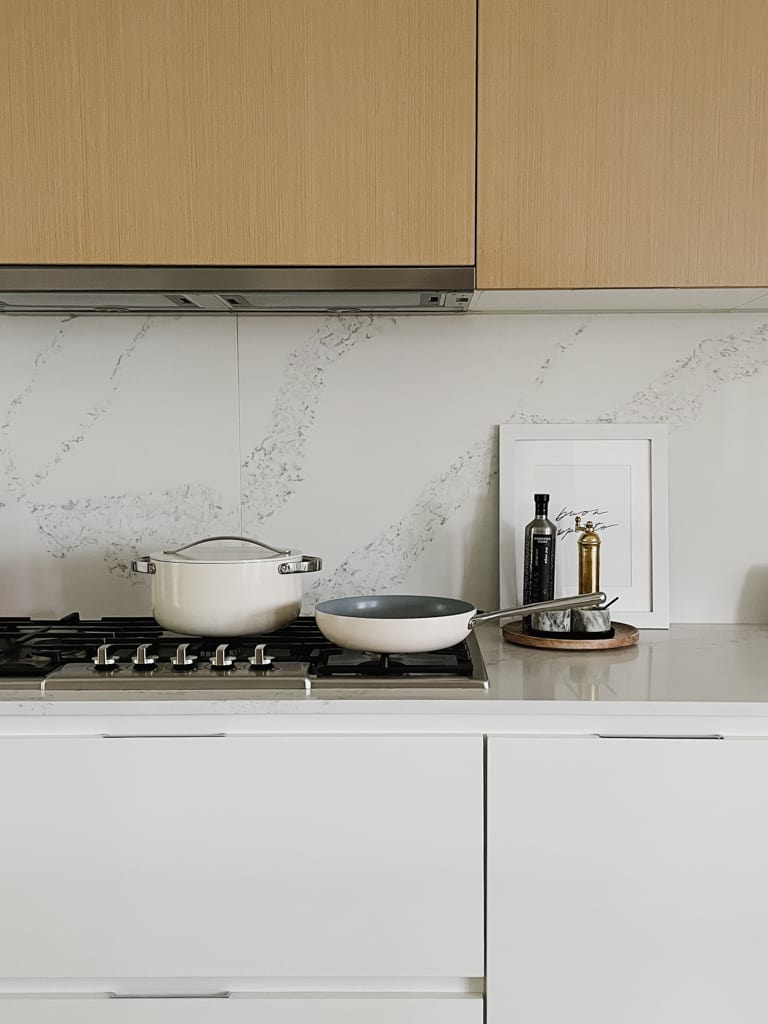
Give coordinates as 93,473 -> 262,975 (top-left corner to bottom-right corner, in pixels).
534,493 -> 550,514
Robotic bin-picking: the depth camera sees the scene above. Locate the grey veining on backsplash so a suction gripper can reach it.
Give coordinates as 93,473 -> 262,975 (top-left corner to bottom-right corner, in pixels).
27,319 -> 153,490
240,314 -> 394,528
3,311 -> 768,620
512,320 -> 591,423
307,322 -> 591,603
0,315 -> 240,614
0,317 -> 227,577
27,485 -> 238,578
0,316 -> 76,501
602,321 -> 768,425
306,314 -> 768,613
1,317 -> 152,502
308,434 -> 497,602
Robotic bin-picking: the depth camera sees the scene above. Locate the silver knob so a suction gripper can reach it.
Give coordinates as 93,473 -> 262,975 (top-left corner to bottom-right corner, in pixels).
248,643 -> 273,669
93,644 -> 118,668
210,643 -> 236,669
131,643 -> 156,668
170,643 -> 198,668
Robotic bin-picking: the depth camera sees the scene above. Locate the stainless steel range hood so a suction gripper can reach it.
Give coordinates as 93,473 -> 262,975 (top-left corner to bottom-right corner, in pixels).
0,266 -> 474,314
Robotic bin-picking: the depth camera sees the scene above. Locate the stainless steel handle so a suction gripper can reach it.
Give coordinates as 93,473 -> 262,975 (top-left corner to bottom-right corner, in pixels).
164,535 -> 292,556
93,643 -> 118,667
278,555 -> 322,574
469,591 -> 607,628
249,643 -> 273,667
597,733 -> 724,740
131,643 -> 156,667
108,992 -> 230,999
102,733 -> 227,739
170,642 -> 198,667
210,643 -> 236,668
130,556 -> 156,574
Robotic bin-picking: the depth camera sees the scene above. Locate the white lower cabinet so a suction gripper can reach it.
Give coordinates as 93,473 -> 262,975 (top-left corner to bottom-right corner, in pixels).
0,995 -> 483,1023
488,735 -> 768,1024
0,734 -> 482,978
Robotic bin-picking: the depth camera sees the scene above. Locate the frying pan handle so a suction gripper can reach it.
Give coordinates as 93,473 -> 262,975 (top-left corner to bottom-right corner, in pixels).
469,592 -> 607,628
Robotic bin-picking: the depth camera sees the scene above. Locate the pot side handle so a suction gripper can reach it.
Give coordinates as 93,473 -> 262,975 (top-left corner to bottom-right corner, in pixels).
278,556 -> 323,575
131,556 -> 156,575
164,535 -> 292,556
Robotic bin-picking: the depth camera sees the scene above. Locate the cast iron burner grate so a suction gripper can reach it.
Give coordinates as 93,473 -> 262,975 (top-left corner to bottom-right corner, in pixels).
313,645 -> 476,678
0,614 -> 487,687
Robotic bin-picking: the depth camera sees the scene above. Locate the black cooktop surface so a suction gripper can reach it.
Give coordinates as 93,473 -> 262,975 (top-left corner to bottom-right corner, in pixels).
0,614 -> 480,681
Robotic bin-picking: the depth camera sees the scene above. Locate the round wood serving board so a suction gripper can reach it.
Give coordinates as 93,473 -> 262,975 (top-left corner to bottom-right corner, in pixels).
502,621 -> 639,650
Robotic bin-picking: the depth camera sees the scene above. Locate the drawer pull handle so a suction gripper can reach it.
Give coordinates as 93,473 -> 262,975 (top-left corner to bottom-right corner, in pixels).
108,992 -> 230,999
596,733 -> 724,740
101,733 -> 227,739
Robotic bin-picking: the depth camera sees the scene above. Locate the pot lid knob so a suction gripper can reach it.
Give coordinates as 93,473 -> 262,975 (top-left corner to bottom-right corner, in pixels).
93,643 -> 118,669
132,643 -> 157,669
170,642 -> 198,668
210,643 -> 236,669
248,643 -> 273,669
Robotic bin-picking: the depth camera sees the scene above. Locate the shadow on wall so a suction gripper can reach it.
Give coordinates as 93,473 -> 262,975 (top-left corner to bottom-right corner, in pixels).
737,566 -> 768,623
0,549 -> 152,620
461,491 -> 500,611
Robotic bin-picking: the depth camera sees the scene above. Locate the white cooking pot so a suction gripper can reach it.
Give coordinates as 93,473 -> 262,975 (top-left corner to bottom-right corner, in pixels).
131,535 -> 322,636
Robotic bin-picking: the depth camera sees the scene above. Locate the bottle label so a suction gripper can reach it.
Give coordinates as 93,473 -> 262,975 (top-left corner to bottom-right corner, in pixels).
527,535 -> 555,602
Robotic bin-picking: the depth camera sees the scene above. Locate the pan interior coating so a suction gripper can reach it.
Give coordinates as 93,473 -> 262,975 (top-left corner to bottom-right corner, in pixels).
315,595 -> 474,619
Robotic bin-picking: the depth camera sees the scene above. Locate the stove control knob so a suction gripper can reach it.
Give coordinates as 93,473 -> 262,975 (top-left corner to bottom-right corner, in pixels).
170,643 -> 198,669
210,643 -> 236,669
131,643 -> 156,669
93,643 -> 118,669
248,643 -> 273,669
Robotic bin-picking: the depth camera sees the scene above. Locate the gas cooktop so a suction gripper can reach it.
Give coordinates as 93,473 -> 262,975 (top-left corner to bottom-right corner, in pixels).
0,614 -> 489,692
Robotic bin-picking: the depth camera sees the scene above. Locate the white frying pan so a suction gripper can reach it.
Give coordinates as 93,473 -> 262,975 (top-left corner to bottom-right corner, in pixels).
315,592 -> 606,653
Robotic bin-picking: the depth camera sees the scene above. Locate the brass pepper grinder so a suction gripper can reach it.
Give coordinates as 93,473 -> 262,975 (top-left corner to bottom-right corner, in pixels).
574,516 -> 601,594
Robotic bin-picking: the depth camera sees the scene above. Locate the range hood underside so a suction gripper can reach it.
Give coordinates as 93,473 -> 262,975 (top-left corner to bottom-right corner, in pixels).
0,266 -> 475,313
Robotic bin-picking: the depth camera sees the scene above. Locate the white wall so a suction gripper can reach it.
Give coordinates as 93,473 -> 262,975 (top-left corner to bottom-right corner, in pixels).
1,310 -> 767,623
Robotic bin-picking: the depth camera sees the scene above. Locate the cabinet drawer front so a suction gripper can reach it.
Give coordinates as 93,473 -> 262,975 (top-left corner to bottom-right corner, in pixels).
0,735 -> 482,978
0,996 -> 483,1024
488,736 -> 768,1023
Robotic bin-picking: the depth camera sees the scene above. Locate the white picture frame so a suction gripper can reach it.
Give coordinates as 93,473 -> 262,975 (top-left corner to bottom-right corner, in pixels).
499,424 -> 669,628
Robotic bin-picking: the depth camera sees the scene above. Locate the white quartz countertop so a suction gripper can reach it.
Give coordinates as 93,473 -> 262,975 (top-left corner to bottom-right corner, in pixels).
2,625 -> 768,731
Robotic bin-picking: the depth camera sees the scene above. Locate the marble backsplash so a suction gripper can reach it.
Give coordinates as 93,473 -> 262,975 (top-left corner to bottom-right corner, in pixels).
1,310 -> 767,623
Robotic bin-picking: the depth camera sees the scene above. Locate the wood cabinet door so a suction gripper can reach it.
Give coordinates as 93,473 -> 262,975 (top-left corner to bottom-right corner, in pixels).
0,734 -> 483,978
0,996 -> 483,1024
478,0 -> 768,288
0,1 -> 475,266
487,735 -> 768,1024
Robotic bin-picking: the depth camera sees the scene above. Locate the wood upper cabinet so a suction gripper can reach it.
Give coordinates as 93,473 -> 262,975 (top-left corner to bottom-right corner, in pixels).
478,1 -> 768,288
0,1 -> 475,266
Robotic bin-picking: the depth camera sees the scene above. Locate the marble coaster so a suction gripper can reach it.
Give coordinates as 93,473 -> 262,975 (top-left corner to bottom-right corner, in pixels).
571,608 -> 612,633
530,609 -> 572,632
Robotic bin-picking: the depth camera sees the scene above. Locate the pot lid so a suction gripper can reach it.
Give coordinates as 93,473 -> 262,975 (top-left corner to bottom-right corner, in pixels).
150,535 -> 302,564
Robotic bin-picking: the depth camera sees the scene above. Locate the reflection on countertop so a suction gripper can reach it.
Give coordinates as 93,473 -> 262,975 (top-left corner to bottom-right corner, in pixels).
479,622 -> 768,703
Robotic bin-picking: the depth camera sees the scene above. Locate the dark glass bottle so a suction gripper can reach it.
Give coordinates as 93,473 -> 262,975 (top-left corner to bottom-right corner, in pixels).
523,493 -> 556,607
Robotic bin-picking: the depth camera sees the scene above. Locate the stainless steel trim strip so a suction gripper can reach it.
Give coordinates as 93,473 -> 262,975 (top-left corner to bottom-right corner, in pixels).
108,992 -> 231,999
101,733 -> 228,739
0,265 -> 475,291
596,734 -> 724,740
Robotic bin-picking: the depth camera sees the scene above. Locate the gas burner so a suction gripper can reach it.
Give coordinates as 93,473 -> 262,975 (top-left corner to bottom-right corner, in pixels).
0,615 -> 489,691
